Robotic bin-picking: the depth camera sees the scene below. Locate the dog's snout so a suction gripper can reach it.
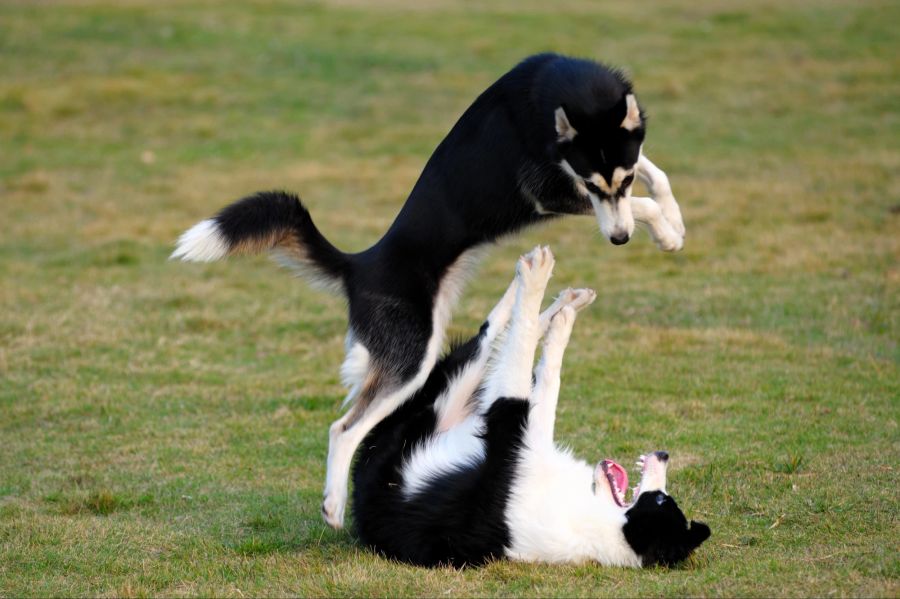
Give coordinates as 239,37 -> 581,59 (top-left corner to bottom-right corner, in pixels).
610,233 -> 630,246
654,450 -> 669,462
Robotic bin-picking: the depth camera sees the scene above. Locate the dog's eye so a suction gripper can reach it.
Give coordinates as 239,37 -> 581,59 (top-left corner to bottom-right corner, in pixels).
622,174 -> 634,189
584,180 -> 602,195
656,494 -> 666,505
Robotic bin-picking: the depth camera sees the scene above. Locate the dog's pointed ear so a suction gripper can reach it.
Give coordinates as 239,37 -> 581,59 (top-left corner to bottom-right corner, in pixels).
620,94 -> 642,131
555,106 -> 577,141
687,520 -> 711,549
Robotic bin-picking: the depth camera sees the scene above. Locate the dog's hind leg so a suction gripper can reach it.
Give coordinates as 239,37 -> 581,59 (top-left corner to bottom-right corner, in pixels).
538,287 -> 597,337
434,276 -> 519,432
637,154 -> 685,239
481,246 -> 554,407
631,196 -> 684,252
527,303 -> 580,448
324,321 -> 452,528
323,374 -> 431,528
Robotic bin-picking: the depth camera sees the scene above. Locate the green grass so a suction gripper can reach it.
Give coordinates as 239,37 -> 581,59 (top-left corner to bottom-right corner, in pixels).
1,0 -> 898,596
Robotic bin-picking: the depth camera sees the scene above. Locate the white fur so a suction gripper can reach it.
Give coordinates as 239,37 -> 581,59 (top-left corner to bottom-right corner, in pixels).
637,154 -> 685,239
402,415 -> 485,498
339,334 -> 370,408
631,196 -> 683,252
272,248 -> 344,295
430,248 -> 486,360
527,305 -> 575,447
434,276 -> 518,432
170,219 -> 228,262
505,449 -> 641,566
433,362 -> 483,432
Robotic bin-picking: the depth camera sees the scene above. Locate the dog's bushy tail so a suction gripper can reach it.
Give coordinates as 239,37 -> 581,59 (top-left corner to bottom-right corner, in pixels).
171,191 -> 349,294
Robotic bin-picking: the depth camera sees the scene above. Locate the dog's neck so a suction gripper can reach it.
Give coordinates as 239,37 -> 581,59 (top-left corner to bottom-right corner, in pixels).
506,450 -> 642,567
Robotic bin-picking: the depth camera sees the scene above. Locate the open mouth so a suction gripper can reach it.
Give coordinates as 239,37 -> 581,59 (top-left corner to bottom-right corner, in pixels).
600,455 -> 648,508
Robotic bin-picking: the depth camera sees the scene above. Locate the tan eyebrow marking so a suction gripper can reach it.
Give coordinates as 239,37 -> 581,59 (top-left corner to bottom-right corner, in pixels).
588,167 -> 635,196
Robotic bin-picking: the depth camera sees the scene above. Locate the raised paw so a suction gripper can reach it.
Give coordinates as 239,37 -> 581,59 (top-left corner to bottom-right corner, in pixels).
566,288 -> 597,312
652,221 -> 684,252
545,305 -> 577,345
658,194 -> 686,239
517,245 -> 555,293
545,287 -> 596,319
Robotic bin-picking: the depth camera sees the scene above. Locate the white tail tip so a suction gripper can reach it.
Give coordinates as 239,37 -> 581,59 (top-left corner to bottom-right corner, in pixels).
170,219 -> 229,262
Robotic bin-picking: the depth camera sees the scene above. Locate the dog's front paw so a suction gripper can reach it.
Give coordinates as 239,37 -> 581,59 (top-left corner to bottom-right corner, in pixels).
657,193 -> 686,239
654,228 -> 684,253
646,204 -> 684,252
321,492 -> 346,529
517,245 -> 555,292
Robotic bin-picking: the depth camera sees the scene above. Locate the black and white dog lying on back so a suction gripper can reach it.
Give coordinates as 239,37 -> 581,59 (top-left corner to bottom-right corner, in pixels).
172,53 -> 686,528
353,246 -> 710,568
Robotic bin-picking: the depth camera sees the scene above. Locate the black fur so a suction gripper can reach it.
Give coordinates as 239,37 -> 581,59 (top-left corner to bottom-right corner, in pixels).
200,53 -> 646,391
351,326 -> 529,567
214,190 -> 348,283
623,491 -> 712,567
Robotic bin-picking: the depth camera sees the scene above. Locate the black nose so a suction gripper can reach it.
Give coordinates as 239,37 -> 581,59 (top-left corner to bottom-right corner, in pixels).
610,234 -> 630,245
654,450 -> 669,462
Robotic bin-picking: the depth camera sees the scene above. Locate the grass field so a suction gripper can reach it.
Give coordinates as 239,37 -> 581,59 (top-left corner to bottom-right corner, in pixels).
1,0 -> 898,596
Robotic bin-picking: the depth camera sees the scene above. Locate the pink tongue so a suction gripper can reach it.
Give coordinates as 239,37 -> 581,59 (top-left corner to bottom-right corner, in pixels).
604,459 -> 629,493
